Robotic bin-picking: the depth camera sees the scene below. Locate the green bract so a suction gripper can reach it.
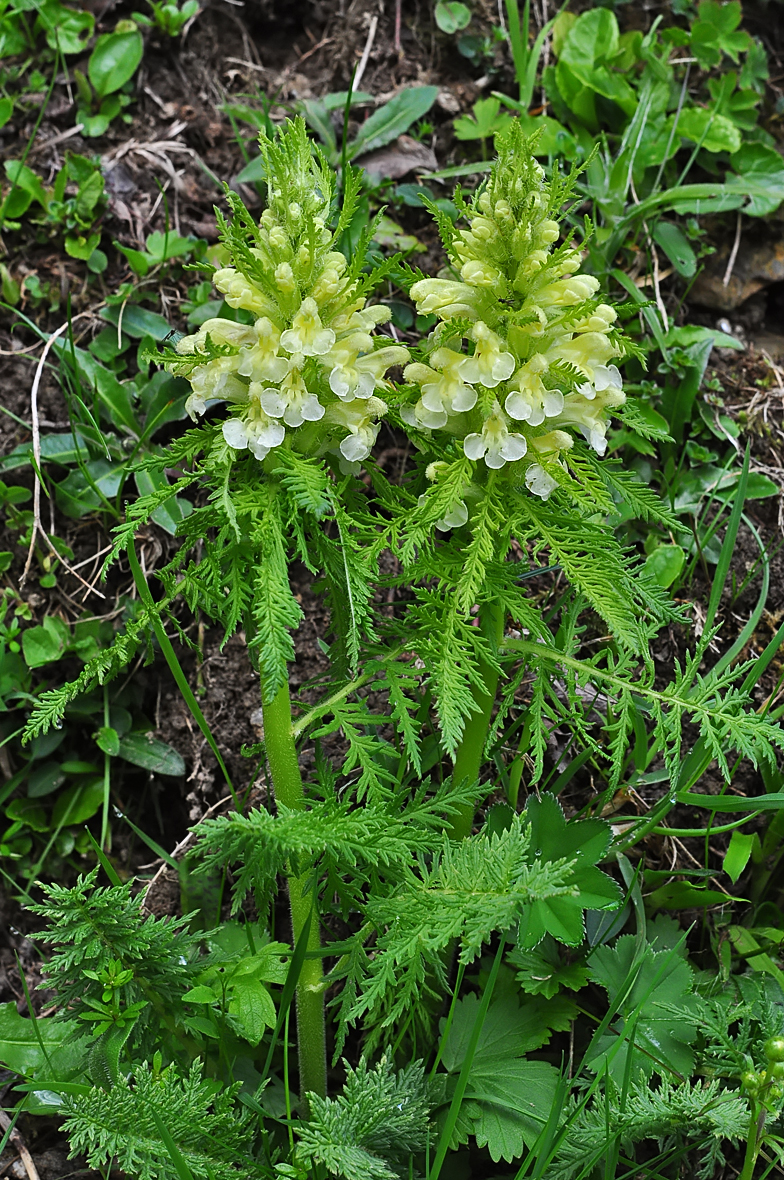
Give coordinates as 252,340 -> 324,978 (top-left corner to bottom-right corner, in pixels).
166,117 -> 408,469
403,123 -> 634,499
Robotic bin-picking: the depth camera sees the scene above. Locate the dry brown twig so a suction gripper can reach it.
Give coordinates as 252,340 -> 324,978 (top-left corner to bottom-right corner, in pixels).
0,1111 -> 41,1180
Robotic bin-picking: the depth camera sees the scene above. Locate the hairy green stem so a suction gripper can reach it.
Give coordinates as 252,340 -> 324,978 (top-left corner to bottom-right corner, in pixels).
448,600 -> 506,841
739,1104 -> 761,1180
262,679 -> 327,1104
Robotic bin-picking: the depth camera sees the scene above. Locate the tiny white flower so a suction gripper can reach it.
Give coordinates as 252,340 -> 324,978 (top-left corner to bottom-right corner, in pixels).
329,397 -> 386,463
260,365 -> 325,428
505,355 -> 563,426
327,343 -> 408,402
280,297 -> 336,357
438,500 -> 469,531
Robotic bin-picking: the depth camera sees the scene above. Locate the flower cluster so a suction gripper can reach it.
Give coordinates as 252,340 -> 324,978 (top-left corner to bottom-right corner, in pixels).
168,119 -> 408,467
402,124 -> 628,498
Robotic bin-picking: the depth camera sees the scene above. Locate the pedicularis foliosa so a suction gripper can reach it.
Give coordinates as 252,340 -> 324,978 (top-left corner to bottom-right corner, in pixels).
22,117 -> 783,1126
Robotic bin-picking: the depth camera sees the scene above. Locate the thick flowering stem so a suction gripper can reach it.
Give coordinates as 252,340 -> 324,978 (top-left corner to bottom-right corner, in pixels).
261,679 -> 327,1106
448,598 -> 506,841
739,1103 -> 762,1180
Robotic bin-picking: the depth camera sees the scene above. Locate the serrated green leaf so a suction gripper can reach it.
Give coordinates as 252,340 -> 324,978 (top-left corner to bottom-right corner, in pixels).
228,977 -> 276,1044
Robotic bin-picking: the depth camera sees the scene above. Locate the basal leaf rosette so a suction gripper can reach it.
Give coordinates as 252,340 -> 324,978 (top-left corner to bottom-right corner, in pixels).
166,118 -> 408,468
401,123 -> 632,502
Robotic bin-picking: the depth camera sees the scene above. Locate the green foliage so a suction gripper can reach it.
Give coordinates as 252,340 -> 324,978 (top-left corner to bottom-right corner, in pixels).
586,934 -> 698,1082
28,870 -> 200,1043
432,989 -> 564,1162
62,1061 -> 264,1180
551,1076 -> 748,1180
295,1057 -> 429,1180
347,808 -> 619,1036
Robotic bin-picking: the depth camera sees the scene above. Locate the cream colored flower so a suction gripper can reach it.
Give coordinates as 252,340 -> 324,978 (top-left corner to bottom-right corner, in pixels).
329,397 -> 387,463
280,297 -> 336,357
213,269 -> 278,318
460,259 -> 505,289
222,393 -> 286,461
404,348 -> 478,418
572,304 -> 617,333
504,354 -> 564,426
575,364 -> 624,404
537,274 -> 601,308
553,395 -> 618,456
524,463 -> 558,499
547,333 -> 617,385
236,318 -> 290,385
256,361 -> 325,428
418,494 -> 469,532
463,405 -> 528,469
184,358 -> 248,419
459,322 -> 516,389
176,318 -> 257,355
325,342 -> 408,402
409,278 -> 482,320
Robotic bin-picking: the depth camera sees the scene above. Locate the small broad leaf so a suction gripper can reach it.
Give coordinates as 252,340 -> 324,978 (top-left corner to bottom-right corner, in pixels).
643,544 -> 686,589
676,106 -> 742,155
508,935 -> 591,999
453,97 -> 512,142
727,143 -> 784,217
117,734 -> 185,776
144,230 -> 198,262
436,993 -> 561,1163
52,780 -> 105,827
0,1004 -> 85,1078
435,1 -> 471,34
95,726 -> 120,757
22,616 -> 70,669
517,793 -> 622,949
228,977 -> 276,1044
1,432 -> 91,473
349,86 -> 439,159
88,25 -> 143,98
100,304 -> 172,341
65,232 -> 102,261
45,7 -> 94,55
652,222 -> 697,277
182,985 -> 219,1004
4,160 -> 48,207
723,830 -> 758,884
